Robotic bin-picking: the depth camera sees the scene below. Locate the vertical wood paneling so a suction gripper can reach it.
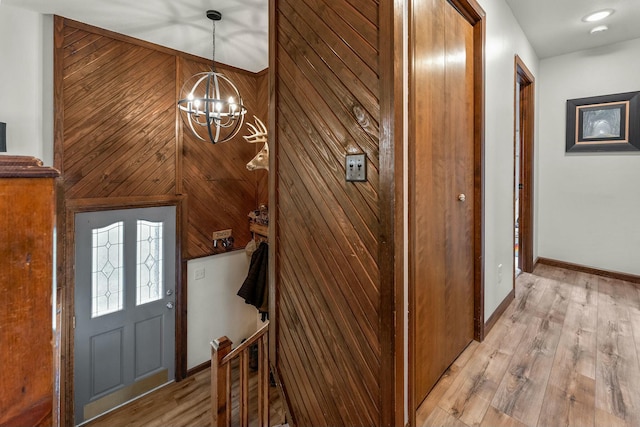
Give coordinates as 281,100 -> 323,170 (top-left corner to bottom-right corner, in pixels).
255,70 -> 269,207
378,0 -> 406,424
272,0 -> 396,425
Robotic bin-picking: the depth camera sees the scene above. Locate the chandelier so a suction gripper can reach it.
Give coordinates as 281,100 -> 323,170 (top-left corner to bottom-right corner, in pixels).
177,10 -> 247,144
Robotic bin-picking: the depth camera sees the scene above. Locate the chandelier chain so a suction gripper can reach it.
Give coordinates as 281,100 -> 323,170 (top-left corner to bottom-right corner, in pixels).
211,19 -> 216,73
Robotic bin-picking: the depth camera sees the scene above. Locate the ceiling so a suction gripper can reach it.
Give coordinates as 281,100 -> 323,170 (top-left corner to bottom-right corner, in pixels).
4,0 -> 640,70
504,0 -> 640,58
3,0 -> 269,73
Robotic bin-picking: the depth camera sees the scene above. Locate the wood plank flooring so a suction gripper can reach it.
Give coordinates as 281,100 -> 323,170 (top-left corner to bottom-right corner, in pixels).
417,264 -> 640,427
82,265 -> 640,427
85,361 -> 285,427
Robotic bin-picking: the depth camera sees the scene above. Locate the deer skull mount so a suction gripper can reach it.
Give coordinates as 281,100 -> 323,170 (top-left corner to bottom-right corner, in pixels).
243,116 -> 269,172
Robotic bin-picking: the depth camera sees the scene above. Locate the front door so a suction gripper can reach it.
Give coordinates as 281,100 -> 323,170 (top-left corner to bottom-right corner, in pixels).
410,0 -> 477,405
74,206 -> 176,424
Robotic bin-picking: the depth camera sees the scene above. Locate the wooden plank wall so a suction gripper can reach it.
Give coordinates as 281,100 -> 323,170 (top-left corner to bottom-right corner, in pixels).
56,17 -> 266,258
255,70 -> 269,207
179,57 -> 261,258
270,0 -> 398,425
54,17 -> 269,424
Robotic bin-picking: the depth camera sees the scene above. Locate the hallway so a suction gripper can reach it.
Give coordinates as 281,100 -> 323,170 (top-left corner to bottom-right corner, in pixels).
81,263 -> 640,427
417,264 -> 640,427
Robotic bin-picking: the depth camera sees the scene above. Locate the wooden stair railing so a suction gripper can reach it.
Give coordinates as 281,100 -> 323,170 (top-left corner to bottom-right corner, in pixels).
211,321 -> 270,427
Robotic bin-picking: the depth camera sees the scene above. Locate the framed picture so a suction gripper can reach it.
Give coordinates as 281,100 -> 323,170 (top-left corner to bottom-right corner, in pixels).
566,91 -> 640,152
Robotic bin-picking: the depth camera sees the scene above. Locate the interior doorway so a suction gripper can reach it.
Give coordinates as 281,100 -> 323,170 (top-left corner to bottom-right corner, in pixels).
514,56 -> 535,277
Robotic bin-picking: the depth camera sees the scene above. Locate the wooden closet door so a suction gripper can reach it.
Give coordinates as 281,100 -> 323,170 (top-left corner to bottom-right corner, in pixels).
411,0 -> 476,405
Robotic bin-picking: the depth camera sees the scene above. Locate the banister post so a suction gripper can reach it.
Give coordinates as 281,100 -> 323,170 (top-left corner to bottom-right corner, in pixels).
258,333 -> 269,427
211,336 -> 232,427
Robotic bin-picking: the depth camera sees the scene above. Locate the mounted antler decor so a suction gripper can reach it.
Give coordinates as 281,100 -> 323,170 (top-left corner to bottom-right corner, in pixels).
243,116 -> 269,172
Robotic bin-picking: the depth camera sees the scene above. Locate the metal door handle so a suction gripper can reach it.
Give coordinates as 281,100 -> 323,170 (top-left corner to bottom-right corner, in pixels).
166,302 -> 174,309
458,194 -> 466,202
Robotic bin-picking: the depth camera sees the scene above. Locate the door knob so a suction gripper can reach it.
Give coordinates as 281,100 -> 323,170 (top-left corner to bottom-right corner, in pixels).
458,193 -> 466,202
166,302 -> 174,309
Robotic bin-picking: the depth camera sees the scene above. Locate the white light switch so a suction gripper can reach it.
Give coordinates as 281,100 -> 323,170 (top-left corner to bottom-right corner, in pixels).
345,154 -> 366,182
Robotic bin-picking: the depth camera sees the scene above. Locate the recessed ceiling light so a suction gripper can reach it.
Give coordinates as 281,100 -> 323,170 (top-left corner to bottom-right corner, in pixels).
583,9 -> 614,22
590,25 -> 609,34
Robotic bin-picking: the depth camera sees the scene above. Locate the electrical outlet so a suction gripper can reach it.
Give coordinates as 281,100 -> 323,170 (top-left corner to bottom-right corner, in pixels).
194,268 -> 205,280
497,263 -> 503,283
212,229 -> 232,240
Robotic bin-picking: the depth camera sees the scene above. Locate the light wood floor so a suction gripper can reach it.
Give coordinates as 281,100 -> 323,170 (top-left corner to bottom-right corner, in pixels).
85,362 -> 285,427
417,264 -> 640,427
83,265 -> 640,427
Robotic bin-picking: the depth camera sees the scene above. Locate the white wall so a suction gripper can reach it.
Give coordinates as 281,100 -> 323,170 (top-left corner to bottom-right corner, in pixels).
477,0 -> 539,320
0,4 -> 53,165
538,37 -> 640,276
187,250 -> 260,370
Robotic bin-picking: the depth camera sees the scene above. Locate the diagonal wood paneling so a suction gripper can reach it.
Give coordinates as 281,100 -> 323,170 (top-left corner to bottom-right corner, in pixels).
61,28 -> 176,199
58,18 -> 269,260
272,0 -> 388,425
178,57 -> 261,258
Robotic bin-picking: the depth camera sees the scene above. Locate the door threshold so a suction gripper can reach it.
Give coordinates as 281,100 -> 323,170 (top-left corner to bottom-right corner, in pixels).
77,374 -> 174,427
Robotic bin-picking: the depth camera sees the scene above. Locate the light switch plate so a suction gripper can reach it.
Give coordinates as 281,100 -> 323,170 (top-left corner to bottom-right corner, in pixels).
345,153 -> 366,182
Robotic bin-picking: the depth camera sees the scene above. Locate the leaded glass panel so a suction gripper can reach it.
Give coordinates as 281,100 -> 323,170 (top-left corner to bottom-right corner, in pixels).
136,220 -> 164,306
91,222 -> 124,318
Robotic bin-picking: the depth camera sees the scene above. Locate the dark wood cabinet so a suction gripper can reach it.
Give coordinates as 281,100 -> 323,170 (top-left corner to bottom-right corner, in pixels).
0,156 -> 59,427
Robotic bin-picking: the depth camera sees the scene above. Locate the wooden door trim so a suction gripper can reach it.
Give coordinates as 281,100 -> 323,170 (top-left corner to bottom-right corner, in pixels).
514,55 -> 535,276
408,0 -> 485,424
267,0 -> 279,395
468,0 -> 486,344
379,0 -> 405,425
59,195 -> 185,425
267,0 -> 296,425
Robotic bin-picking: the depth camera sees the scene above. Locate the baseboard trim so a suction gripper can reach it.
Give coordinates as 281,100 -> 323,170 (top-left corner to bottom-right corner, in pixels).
484,288 -> 515,337
536,257 -> 640,285
186,360 -> 211,377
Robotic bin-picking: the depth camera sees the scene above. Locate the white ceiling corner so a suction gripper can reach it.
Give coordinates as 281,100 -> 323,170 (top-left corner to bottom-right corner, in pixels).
4,0 -> 269,73
504,0 -> 640,59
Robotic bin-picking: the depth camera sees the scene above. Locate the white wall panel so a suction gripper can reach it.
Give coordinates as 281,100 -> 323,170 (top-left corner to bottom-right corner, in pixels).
0,5 -> 52,164
538,38 -> 640,275
187,250 -> 258,369
477,0 -> 540,320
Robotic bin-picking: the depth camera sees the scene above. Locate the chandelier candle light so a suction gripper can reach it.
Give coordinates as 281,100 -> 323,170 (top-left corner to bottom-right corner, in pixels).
178,10 -> 247,144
